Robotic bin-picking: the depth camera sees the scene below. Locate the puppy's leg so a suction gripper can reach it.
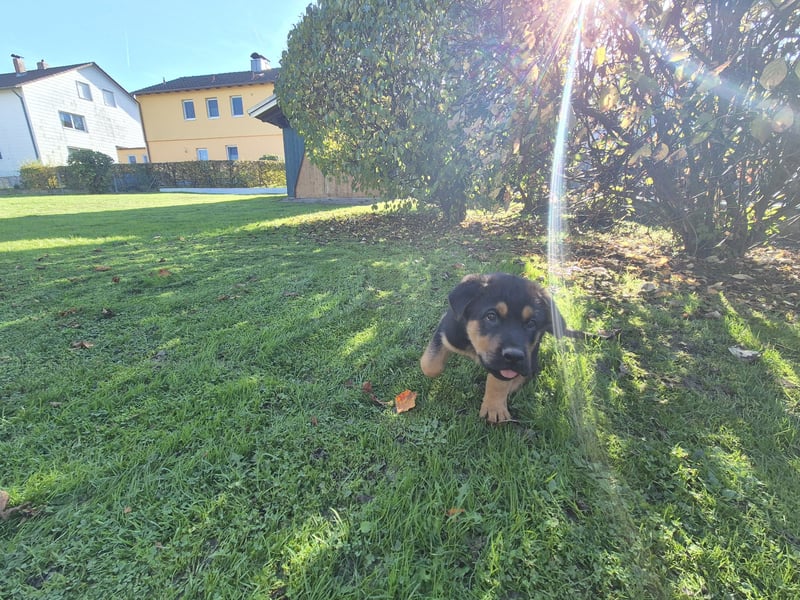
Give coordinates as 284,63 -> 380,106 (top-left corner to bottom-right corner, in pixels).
479,375 -> 526,423
420,330 -> 451,378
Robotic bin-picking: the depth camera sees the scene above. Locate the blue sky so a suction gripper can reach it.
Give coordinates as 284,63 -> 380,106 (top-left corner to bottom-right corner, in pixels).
4,0 -> 310,93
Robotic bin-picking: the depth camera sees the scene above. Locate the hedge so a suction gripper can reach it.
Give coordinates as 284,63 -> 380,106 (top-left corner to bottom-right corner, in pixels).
19,159 -> 287,193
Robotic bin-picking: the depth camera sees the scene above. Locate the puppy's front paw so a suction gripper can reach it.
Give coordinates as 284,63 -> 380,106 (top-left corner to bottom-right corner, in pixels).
479,400 -> 512,424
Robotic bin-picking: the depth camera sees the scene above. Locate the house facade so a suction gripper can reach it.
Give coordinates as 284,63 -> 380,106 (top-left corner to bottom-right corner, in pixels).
133,54 -> 283,163
0,57 -> 146,184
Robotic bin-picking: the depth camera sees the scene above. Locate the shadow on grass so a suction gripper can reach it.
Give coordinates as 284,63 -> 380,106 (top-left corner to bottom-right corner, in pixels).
577,289 -> 800,597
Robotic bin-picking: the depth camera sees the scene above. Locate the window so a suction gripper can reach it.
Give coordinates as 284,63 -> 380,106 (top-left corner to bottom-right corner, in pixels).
77,81 -> 92,100
183,100 -> 196,120
197,148 -> 209,161
59,111 -> 87,131
102,89 -> 116,107
226,146 -> 239,161
128,155 -> 137,164
230,96 -> 244,117
142,155 -> 149,163
67,147 -> 88,158
206,98 -> 219,119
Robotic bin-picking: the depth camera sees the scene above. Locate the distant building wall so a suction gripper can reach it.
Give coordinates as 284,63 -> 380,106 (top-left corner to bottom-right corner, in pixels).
0,89 -> 37,177
24,65 -> 145,167
0,63 -> 144,177
137,84 -> 283,162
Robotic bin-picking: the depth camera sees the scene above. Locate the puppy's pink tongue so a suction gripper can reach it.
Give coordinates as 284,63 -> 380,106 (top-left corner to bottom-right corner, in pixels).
500,369 -> 519,379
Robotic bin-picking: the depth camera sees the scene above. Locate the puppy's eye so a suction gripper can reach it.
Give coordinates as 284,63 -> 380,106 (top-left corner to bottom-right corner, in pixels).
484,310 -> 498,322
525,318 -> 537,330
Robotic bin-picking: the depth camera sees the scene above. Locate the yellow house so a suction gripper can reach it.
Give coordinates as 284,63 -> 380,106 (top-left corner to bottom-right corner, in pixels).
115,147 -> 149,164
132,54 -> 283,162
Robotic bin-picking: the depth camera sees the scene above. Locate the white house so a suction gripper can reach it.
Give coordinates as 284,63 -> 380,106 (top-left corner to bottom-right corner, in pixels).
0,56 -> 146,186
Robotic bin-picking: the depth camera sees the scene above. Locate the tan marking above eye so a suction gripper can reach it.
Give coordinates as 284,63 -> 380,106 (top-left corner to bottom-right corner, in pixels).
495,302 -> 508,317
522,306 -> 534,321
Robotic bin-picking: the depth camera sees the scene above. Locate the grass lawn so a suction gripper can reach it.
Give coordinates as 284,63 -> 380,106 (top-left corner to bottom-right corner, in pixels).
1,193 -> 799,598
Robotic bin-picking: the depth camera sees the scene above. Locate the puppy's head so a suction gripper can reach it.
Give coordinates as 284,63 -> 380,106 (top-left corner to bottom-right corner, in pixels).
448,273 -> 566,380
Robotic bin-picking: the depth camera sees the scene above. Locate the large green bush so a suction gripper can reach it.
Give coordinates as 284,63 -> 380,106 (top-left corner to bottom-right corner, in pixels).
278,0 -> 799,256
67,149 -> 114,193
573,0 -> 800,257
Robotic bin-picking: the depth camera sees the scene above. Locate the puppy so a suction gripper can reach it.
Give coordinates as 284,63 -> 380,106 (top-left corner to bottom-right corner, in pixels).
421,273 -> 587,422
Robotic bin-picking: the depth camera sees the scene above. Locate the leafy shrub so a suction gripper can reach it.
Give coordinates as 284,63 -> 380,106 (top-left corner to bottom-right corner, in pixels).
67,149 -> 114,193
19,161 -> 61,190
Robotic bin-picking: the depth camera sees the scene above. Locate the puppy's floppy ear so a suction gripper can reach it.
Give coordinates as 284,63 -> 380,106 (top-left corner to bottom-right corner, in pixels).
448,274 -> 486,320
545,295 -> 568,339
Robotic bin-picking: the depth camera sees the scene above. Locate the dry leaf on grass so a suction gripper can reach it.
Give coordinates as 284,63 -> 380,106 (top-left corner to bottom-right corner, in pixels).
729,346 -> 761,362
362,381 -> 391,408
70,340 -> 95,349
394,390 -> 417,414
0,490 -> 36,521
595,329 -> 622,340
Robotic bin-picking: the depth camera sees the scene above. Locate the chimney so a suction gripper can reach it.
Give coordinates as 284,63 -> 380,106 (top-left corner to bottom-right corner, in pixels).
37,59 -> 49,70
11,54 -> 26,74
250,52 -> 270,73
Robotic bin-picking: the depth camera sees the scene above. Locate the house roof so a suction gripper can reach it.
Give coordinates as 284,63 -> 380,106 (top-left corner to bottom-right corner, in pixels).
133,68 -> 280,96
0,62 -> 93,89
248,94 -> 290,129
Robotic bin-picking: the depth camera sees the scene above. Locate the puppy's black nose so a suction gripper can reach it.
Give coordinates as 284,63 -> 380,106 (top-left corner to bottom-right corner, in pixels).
502,347 -> 525,363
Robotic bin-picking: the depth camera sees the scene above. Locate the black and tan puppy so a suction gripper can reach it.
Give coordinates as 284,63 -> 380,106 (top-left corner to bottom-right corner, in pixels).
421,273 -> 587,423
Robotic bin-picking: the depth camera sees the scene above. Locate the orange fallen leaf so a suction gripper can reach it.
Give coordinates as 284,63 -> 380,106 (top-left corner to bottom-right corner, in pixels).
157,269 -> 172,277
395,389 -> 417,414
446,507 -> 466,517
94,265 -> 112,272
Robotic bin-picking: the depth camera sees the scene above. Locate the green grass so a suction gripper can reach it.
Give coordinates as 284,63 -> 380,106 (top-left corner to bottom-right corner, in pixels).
1,193 -> 799,598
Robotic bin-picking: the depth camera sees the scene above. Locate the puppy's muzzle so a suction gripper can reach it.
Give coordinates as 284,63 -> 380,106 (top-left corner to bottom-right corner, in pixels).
502,347 -> 526,364
482,345 -> 530,380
